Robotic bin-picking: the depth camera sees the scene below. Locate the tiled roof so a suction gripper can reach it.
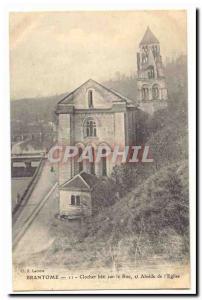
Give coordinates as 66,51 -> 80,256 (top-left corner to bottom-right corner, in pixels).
60,171 -> 99,191
80,172 -> 100,188
140,27 -> 159,45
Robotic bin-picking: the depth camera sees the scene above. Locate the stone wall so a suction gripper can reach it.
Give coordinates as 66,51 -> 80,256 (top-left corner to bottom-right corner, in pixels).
59,190 -> 92,217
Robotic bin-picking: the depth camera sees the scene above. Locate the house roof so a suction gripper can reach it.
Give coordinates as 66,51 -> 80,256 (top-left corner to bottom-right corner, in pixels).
57,79 -> 135,106
80,171 -> 100,187
60,171 -> 100,191
140,27 -> 159,45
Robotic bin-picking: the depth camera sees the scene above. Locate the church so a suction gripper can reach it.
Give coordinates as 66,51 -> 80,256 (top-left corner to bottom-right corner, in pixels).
55,27 -> 168,219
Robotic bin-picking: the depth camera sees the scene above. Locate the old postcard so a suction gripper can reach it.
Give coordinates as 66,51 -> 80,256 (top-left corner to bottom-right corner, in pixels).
10,10 -> 192,292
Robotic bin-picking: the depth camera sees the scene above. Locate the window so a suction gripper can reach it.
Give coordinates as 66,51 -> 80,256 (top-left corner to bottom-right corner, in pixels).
71,195 -> 80,206
90,147 -> 95,174
71,195 -> 75,205
142,85 -> 149,100
148,66 -> 154,79
142,55 -> 148,64
152,84 -> 159,99
76,195 -> 80,206
78,147 -> 83,172
88,90 -> 93,108
84,117 -> 97,137
101,149 -> 107,176
152,45 -> 159,57
142,46 -> 148,53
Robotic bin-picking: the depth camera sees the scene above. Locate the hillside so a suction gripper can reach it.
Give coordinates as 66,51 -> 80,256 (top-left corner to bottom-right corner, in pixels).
11,94 -> 66,124
24,160 -> 188,271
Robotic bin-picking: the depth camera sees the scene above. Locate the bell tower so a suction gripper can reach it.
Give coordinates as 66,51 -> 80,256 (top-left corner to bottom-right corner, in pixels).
137,27 -> 168,115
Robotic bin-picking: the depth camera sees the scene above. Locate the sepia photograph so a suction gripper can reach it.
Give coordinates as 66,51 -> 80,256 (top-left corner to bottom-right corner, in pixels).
9,10 -> 193,292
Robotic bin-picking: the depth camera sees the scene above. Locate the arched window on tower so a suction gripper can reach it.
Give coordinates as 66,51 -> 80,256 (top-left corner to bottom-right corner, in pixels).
142,46 -> 148,53
148,66 -> 154,79
155,45 -> 158,53
152,45 -> 159,58
83,117 -> 97,138
142,53 -> 148,64
88,90 -> 93,108
142,85 -> 149,101
152,84 -> 159,99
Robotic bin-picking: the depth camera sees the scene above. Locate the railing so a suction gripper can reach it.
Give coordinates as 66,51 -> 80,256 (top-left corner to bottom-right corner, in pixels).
12,157 -> 45,218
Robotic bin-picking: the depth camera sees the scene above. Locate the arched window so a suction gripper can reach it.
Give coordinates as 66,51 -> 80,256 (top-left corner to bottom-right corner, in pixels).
152,84 -> 159,99
142,85 -> 149,101
152,45 -> 159,58
78,147 -> 83,172
148,66 -> 154,79
142,46 -> 148,53
90,147 -> 95,174
101,149 -> 107,176
71,195 -> 75,205
88,90 -> 93,108
155,45 -> 158,54
142,53 -> 148,64
83,117 -> 97,137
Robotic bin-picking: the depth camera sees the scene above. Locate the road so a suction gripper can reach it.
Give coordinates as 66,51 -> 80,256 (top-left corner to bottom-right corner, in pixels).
13,159 -> 58,261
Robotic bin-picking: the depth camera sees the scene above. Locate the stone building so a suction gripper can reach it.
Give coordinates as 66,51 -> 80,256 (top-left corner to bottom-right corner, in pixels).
56,27 -> 168,218
137,26 -> 168,114
59,171 -> 100,218
56,79 -> 137,217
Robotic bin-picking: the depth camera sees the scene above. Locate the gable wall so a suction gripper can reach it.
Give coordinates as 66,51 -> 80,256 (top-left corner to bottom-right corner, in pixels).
59,190 -> 92,217
62,81 -> 122,109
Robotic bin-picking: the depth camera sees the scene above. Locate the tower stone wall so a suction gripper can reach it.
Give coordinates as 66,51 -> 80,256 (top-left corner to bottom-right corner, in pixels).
137,27 -> 168,114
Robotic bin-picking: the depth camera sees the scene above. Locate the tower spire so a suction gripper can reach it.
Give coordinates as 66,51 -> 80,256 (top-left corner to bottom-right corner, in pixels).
140,26 -> 159,46
136,27 -> 168,115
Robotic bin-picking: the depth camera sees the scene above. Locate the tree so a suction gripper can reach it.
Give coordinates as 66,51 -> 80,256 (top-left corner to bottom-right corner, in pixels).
164,171 -> 189,234
93,178 -> 119,212
111,163 -> 137,197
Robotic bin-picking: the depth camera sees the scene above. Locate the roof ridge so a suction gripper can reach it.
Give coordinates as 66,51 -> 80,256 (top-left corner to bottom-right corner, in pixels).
60,173 -> 81,188
57,79 -> 134,105
78,173 -> 91,189
59,171 -> 100,190
57,79 -> 92,104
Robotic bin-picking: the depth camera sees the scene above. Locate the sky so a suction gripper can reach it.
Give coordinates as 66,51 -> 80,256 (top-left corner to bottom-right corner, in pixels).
10,10 -> 187,100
